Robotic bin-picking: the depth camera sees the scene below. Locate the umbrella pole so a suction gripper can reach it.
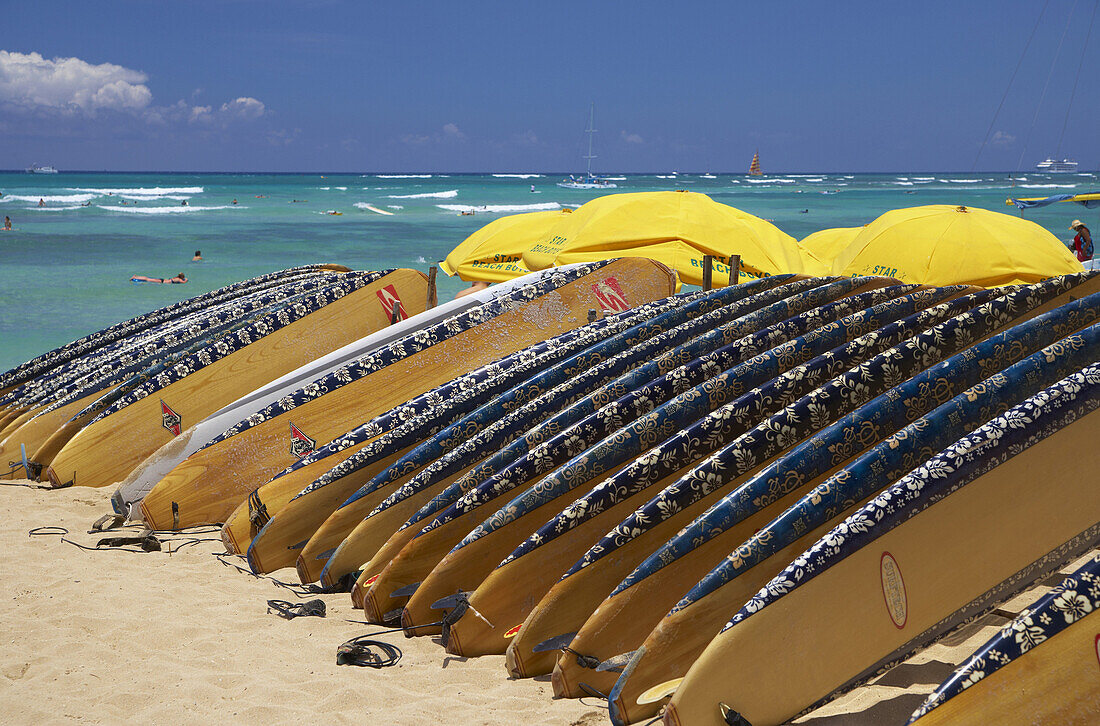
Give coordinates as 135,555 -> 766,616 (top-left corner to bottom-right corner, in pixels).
702,255 -> 714,291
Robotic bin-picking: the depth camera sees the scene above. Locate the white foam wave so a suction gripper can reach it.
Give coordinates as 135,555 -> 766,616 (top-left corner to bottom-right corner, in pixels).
942,179 -> 981,183
415,256 -> 428,263
375,174 -> 432,178
6,193 -> 97,203
803,178 -> 825,182
892,181 -> 915,186
70,186 -> 204,195
655,175 -> 677,179
33,205 -> 84,211
437,202 -> 561,213
98,205 -> 241,214
387,190 -> 459,199
603,176 -> 627,181
492,174 -> 543,179
1012,177 -> 1029,181
746,178 -> 796,184
318,186 -> 348,191
700,174 -> 717,179
911,176 -> 934,180
1018,183 -> 1077,189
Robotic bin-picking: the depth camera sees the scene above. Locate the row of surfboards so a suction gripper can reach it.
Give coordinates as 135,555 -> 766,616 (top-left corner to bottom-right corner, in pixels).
2,258 -> 1098,725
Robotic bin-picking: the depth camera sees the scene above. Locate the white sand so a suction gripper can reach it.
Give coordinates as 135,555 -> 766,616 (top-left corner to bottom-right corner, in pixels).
0,483 -> 602,725
1,480 -> 1091,725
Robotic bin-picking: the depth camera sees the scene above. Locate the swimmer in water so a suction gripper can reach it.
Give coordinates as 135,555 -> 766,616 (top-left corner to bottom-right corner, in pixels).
131,273 -> 188,284
192,250 -> 203,261
38,198 -> 45,207
3,216 -> 11,231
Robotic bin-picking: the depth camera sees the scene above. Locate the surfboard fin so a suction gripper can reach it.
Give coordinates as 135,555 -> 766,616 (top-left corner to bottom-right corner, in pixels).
390,582 -> 420,598
597,650 -> 638,673
532,632 -> 577,653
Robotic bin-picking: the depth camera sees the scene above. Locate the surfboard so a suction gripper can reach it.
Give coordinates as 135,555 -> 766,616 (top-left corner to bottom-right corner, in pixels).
361,204 -> 395,216
441,283 -> 936,657
138,258 -> 677,529
399,278 -> 903,637
41,269 -> 421,487
345,277 -> 830,615
502,287 -> 989,678
236,292 -> 691,573
609,312 -> 1100,726
294,278 -> 830,585
906,551 -> 1100,726
550,275 -> 1091,706
663,359 -> 1100,726
110,264 -> 601,518
0,265 -> 339,392
1,269 -> 354,475
547,275 -> 1100,695
0,267 -> 330,411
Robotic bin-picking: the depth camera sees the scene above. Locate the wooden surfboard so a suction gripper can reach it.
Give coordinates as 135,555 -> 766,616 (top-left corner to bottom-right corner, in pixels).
546,274 -> 1100,693
42,269 -> 422,487
400,278 -> 903,638
110,266 -> 567,518
347,278 -> 833,616
299,278 -> 832,585
1,268 -> 354,474
137,259 -> 677,528
906,551 -> 1100,726
552,277 -> 1094,704
663,360 -> 1100,726
503,289 -> 991,678
238,293 -> 689,573
0,265 -> 336,393
442,284 -> 934,657
611,316 -> 1100,726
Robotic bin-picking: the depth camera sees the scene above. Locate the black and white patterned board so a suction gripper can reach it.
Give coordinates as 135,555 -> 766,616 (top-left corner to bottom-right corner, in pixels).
609,299 -> 1100,726
0,265 -> 334,392
111,263 -> 611,518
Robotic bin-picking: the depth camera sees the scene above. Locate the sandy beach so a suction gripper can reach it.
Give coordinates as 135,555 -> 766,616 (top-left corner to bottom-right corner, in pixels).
1,478 -> 1092,725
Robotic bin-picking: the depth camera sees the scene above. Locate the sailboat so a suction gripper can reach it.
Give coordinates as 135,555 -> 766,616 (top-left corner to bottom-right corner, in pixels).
749,150 -> 762,176
557,104 -> 617,190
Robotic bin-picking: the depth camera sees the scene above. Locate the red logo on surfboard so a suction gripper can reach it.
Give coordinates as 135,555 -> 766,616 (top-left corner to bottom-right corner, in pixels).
592,276 -> 629,313
289,422 -> 316,458
160,399 -> 182,436
377,285 -> 407,321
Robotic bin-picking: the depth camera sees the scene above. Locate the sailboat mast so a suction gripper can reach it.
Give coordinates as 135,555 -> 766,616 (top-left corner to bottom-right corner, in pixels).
584,103 -> 596,176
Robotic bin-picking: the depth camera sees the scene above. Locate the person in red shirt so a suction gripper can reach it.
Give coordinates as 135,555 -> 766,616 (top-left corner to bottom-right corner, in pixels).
1069,219 -> 1093,262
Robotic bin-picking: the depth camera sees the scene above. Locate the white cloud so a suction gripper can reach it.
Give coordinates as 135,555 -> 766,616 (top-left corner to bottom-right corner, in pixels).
991,130 -> 1015,146
442,122 -> 465,140
189,105 -> 213,123
621,130 -> 644,144
220,96 -> 265,120
0,50 -> 152,113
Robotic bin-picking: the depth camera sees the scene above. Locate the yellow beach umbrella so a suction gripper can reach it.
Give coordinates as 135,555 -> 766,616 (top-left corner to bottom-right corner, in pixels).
521,191 -> 803,286
797,226 -> 863,276
440,209 -> 572,283
832,204 -> 1083,287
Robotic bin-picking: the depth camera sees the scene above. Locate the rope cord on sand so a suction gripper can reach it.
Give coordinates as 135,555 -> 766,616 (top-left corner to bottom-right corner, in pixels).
266,598 -> 326,619
213,552 -> 335,598
28,523 -> 223,554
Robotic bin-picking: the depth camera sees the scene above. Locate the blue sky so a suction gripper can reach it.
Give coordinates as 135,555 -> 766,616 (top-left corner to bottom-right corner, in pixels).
1,0 -> 1096,172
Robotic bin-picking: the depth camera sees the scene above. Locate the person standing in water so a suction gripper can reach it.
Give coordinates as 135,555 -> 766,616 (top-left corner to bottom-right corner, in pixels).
3,216 -> 11,231
1069,219 -> 1093,262
192,250 -> 203,261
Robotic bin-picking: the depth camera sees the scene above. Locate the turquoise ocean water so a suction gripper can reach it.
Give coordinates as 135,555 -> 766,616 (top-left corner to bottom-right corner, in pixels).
0,169 -> 1094,372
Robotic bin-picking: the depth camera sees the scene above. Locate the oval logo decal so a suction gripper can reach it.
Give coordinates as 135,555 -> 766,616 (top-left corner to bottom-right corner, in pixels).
504,624 -> 522,639
364,574 -> 380,587
880,551 -> 908,629
1094,634 -> 1099,672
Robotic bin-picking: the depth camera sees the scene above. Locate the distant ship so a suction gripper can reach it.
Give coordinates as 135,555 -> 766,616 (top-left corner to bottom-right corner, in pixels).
26,164 -> 58,174
558,104 -> 617,190
749,150 -> 762,176
1035,158 -> 1078,173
